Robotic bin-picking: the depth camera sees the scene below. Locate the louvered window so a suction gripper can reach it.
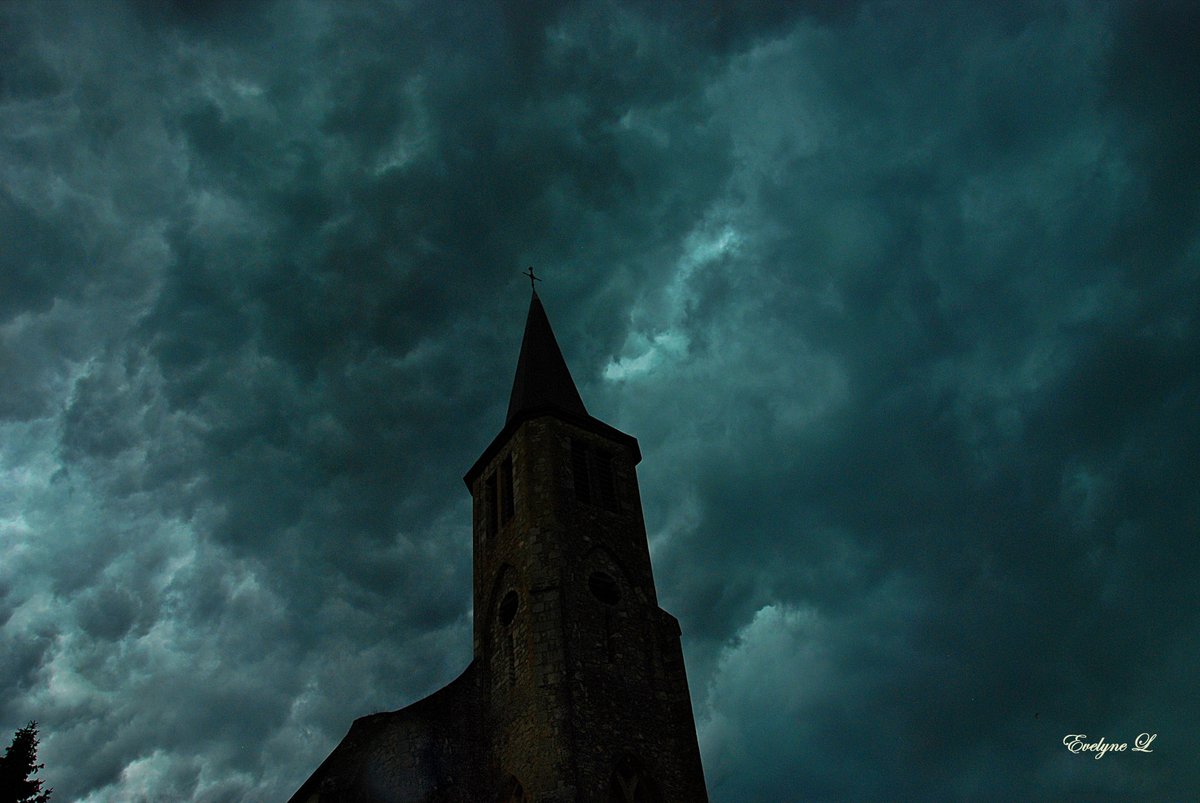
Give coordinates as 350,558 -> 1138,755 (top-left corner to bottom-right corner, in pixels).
571,438 -> 617,511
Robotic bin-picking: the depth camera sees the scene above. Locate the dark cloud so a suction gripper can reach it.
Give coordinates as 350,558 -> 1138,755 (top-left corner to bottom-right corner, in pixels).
1,1 -> 1196,800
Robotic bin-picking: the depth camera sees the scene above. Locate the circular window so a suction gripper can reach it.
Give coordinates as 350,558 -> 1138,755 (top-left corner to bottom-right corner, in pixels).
588,571 -> 620,605
499,590 -> 519,626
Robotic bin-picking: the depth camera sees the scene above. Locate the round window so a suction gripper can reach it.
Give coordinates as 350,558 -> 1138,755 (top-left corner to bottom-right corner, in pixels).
588,571 -> 620,605
499,590 -> 518,625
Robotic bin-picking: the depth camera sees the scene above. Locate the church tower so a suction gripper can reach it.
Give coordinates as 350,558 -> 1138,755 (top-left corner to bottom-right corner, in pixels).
290,289 -> 708,803
464,290 -> 709,801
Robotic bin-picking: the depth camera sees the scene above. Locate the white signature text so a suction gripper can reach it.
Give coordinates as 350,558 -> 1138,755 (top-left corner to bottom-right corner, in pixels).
1062,733 -> 1156,759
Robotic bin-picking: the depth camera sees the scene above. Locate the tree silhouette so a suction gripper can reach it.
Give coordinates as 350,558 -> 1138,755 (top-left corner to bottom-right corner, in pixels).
0,722 -> 52,803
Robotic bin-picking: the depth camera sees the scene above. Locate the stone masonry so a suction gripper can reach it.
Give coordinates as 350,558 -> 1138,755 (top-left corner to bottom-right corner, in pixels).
289,292 -> 708,802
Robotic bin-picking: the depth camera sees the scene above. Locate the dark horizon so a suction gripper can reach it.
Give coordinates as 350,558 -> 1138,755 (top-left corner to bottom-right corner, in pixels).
2,1 -> 1197,800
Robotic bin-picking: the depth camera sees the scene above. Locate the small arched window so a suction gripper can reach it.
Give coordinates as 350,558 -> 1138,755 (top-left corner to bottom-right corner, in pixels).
484,454 -> 516,541
589,570 -> 621,661
571,438 -> 618,510
499,590 -> 519,625
607,755 -> 661,802
589,571 -> 620,605
499,774 -> 526,802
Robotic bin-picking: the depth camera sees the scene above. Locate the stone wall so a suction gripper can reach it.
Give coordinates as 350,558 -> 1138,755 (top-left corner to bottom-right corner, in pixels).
291,408 -> 708,802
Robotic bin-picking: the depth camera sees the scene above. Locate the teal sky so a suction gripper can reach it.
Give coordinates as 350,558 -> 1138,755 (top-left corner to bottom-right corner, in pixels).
1,2 -> 1197,800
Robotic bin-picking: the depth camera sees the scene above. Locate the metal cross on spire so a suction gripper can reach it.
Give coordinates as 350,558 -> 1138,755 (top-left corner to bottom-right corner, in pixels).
523,266 -> 542,293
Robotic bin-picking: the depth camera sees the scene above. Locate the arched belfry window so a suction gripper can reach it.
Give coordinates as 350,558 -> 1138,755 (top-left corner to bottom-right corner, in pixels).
590,570 -> 620,661
499,589 -> 519,685
607,755 -> 661,802
499,590 -> 518,625
484,454 -> 516,540
500,454 -> 515,523
499,774 -> 526,802
571,438 -> 617,510
589,571 -> 620,605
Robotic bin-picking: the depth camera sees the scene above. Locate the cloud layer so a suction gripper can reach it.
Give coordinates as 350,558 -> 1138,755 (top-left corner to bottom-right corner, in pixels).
2,1 -> 1196,799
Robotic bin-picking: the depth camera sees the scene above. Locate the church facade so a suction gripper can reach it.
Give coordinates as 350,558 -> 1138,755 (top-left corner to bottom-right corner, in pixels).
290,292 -> 709,802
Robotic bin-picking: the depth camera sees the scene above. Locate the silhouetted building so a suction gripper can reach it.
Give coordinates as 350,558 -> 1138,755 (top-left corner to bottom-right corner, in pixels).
290,291 -> 709,802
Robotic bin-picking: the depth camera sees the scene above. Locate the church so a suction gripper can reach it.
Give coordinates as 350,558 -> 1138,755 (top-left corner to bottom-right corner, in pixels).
289,288 -> 709,802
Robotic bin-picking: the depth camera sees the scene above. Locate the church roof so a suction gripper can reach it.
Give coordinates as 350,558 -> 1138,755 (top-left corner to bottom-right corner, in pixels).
505,290 -> 588,423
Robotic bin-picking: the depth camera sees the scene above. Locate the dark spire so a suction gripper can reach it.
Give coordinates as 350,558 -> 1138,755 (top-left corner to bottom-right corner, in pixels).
464,287 -> 640,488
506,290 -> 588,424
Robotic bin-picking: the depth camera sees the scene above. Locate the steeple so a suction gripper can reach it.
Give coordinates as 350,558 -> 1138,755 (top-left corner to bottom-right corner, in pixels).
290,283 -> 709,802
506,290 -> 588,424
465,288 -> 640,491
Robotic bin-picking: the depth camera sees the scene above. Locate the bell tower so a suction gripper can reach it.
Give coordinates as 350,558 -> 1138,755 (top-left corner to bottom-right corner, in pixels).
464,290 -> 709,802
289,287 -> 708,803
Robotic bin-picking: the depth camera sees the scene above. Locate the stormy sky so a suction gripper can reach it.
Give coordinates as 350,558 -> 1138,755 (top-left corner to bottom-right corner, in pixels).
1,1 -> 1197,800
